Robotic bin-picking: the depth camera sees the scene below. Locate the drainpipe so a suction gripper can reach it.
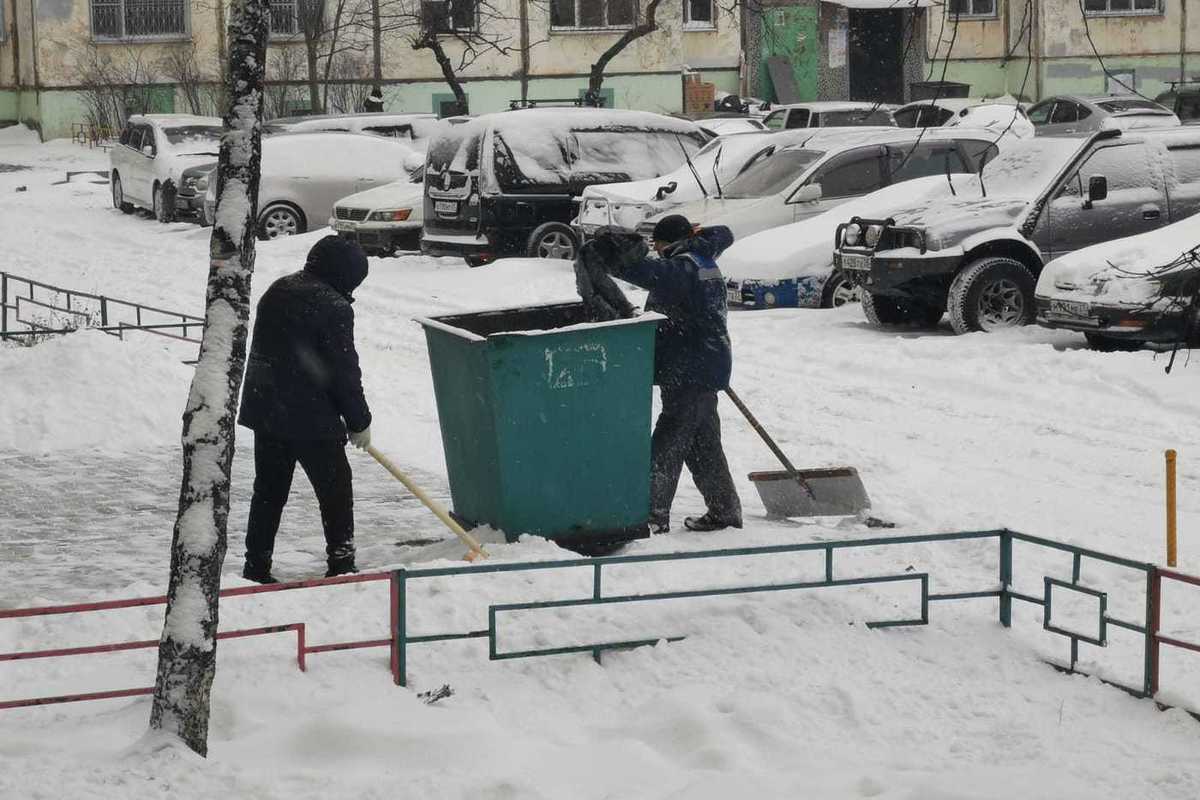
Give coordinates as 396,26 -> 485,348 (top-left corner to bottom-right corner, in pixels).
11,0 -> 20,90
1031,0 -> 1041,101
518,0 -> 530,103
28,0 -> 39,89
1182,0 -> 1189,84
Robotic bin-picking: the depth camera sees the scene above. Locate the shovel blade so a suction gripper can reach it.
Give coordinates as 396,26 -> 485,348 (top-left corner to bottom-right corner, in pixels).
749,467 -> 871,518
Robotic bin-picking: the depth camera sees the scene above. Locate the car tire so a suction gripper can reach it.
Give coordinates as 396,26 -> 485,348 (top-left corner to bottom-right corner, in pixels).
152,182 -> 175,223
257,203 -> 306,240
861,292 -> 910,326
948,256 -> 1036,334
820,269 -> 861,308
526,222 -> 578,260
1084,333 -> 1144,352
111,173 -> 134,214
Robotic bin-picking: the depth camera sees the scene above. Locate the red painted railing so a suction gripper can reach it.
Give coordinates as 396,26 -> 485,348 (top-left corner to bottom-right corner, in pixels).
0,571 -> 397,710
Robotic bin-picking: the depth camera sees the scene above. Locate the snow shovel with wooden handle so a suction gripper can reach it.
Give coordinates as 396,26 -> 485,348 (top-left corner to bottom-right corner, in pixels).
724,388 -> 872,519
365,445 -> 488,562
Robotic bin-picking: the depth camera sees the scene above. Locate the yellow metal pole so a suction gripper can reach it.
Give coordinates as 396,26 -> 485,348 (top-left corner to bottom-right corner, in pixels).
1166,449 -> 1177,568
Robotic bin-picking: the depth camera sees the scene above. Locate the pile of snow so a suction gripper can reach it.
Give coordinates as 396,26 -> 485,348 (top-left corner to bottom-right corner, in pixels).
720,175 -> 957,282
1037,213 -> 1200,305
0,123 -> 40,147
946,104 -> 1035,139
0,331 -> 192,455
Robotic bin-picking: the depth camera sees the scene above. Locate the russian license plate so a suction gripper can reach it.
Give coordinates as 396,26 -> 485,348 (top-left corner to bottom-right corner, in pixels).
331,220 -> 355,232
434,200 -> 458,215
841,253 -> 872,272
727,285 -> 742,304
1049,299 -> 1091,317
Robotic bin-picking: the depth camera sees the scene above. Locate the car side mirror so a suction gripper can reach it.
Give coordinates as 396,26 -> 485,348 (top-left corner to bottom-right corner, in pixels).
142,145 -> 155,157
1086,175 -> 1108,208
789,183 -> 822,204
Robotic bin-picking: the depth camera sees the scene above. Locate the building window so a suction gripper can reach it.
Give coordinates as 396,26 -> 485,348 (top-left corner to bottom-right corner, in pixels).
683,0 -> 713,27
91,0 -> 187,39
551,0 -> 637,29
269,0 -> 325,36
1083,0 -> 1162,14
948,0 -> 997,17
422,0 -> 478,33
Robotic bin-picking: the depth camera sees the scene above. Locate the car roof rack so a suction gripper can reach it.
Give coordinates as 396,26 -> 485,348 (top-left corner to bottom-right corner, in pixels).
508,95 -> 607,110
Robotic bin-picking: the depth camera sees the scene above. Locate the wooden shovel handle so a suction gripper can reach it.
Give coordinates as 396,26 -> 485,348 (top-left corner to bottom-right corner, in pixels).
365,445 -> 488,560
724,388 -> 814,498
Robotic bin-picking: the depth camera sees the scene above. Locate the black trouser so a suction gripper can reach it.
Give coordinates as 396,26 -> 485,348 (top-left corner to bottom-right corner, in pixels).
245,433 -> 354,568
650,386 -> 741,527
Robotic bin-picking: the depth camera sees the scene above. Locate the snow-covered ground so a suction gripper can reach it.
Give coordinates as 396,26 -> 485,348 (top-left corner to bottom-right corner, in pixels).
3,128 -> 1200,798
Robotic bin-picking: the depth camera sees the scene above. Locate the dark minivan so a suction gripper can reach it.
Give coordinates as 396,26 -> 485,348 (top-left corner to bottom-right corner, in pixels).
420,108 -> 711,265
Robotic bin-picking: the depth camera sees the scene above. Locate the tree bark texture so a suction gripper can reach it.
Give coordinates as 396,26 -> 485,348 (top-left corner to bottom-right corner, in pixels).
372,0 -> 384,85
417,34 -> 468,109
588,0 -> 663,93
148,0 -> 269,759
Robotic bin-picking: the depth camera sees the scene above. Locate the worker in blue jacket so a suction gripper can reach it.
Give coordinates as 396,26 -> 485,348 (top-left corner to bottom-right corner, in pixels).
601,214 -> 742,534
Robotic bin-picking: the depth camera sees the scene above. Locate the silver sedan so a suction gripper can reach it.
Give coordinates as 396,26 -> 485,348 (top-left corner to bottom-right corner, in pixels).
1027,94 -> 1179,135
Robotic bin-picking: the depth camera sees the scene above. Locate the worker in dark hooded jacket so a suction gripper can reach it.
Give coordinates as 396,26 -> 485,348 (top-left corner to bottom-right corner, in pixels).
599,214 -> 742,534
238,236 -> 373,583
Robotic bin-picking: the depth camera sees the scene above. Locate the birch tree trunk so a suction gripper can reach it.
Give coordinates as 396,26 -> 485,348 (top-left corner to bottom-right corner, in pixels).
148,0 -> 270,758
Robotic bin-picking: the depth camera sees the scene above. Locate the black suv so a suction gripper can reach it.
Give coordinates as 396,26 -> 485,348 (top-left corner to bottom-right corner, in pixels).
832,128 -> 1200,333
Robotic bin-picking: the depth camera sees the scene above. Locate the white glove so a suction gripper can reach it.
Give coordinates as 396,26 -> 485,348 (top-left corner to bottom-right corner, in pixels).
348,425 -> 371,450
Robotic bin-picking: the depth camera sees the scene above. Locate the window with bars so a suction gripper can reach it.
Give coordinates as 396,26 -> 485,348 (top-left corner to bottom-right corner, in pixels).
91,0 -> 187,39
948,0 -> 997,17
550,0 -> 637,29
1083,0 -> 1162,13
422,0 -> 478,33
269,0 -> 324,36
683,0 -> 713,27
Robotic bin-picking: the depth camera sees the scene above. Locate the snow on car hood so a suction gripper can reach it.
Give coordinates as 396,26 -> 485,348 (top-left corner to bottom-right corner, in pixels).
658,195 -> 784,239
1036,214 -> 1200,305
336,180 -> 422,210
721,176 -> 959,281
885,190 -> 1031,246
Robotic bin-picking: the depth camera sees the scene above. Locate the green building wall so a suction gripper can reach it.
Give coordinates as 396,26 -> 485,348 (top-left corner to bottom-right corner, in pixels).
935,55 -> 1198,103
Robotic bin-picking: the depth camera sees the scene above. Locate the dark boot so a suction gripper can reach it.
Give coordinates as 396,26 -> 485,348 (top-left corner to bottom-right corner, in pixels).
325,555 -> 358,578
242,559 -> 279,584
683,512 -> 743,533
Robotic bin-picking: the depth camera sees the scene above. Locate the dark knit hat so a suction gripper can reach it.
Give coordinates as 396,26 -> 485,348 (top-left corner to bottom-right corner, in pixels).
652,214 -> 694,245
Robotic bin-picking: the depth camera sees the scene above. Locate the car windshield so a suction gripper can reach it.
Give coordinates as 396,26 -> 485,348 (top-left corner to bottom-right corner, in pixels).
976,137 -> 1089,198
163,125 -> 223,152
720,148 -> 824,198
822,109 -> 894,127
1096,99 -> 1168,114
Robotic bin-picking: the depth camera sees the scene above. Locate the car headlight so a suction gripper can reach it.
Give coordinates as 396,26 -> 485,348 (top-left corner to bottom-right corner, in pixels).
183,175 -> 198,189
196,174 -> 209,190
368,208 -> 412,221
864,224 -> 884,248
844,223 -> 861,246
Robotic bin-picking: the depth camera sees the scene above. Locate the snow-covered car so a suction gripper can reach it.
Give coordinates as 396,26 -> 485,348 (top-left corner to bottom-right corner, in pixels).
894,98 -> 1034,139
572,128 -> 830,240
272,112 -> 442,143
1027,94 -> 1180,135
421,108 -> 711,265
834,127 -> 1200,334
719,176 -> 964,310
1035,213 -> 1200,351
761,102 -> 896,131
202,132 -> 423,240
697,116 -> 767,137
109,114 -> 223,222
329,177 -> 425,256
637,127 -> 1003,245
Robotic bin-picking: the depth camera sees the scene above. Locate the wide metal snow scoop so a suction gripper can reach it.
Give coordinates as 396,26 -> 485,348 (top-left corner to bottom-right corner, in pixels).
724,388 -> 871,518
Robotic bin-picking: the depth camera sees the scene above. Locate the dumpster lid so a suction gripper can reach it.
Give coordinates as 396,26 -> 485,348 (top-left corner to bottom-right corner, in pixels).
416,301 -> 663,342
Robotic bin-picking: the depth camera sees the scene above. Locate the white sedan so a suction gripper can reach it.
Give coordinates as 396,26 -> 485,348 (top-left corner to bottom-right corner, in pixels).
203,132 -> 422,240
329,179 -> 425,256
109,114 -> 223,221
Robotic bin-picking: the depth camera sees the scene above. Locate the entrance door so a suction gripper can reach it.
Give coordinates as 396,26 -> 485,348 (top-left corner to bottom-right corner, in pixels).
760,7 -> 820,103
848,10 -> 904,104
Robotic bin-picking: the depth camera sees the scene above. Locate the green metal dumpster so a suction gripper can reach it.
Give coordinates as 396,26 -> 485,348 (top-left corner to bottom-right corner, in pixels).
417,301 -> 661,552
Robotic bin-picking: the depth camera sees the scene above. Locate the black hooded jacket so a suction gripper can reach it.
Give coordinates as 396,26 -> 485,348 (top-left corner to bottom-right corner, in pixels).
238,237 -> 372,440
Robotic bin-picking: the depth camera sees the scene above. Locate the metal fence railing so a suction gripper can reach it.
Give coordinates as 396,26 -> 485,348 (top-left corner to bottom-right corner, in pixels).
0,271 -> 203,355
2,530 -> 1197,716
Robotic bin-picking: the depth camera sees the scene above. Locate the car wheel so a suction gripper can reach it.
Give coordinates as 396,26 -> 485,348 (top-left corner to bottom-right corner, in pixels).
257,203 -> 305,240
527,222 -> 578,260
111,173 -> 134,214
861,292 -> 910,326
152,182 -> 175,223
948,256 -> 1036,334
821,269 -> 861,308
1084,333 -> 1144,352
